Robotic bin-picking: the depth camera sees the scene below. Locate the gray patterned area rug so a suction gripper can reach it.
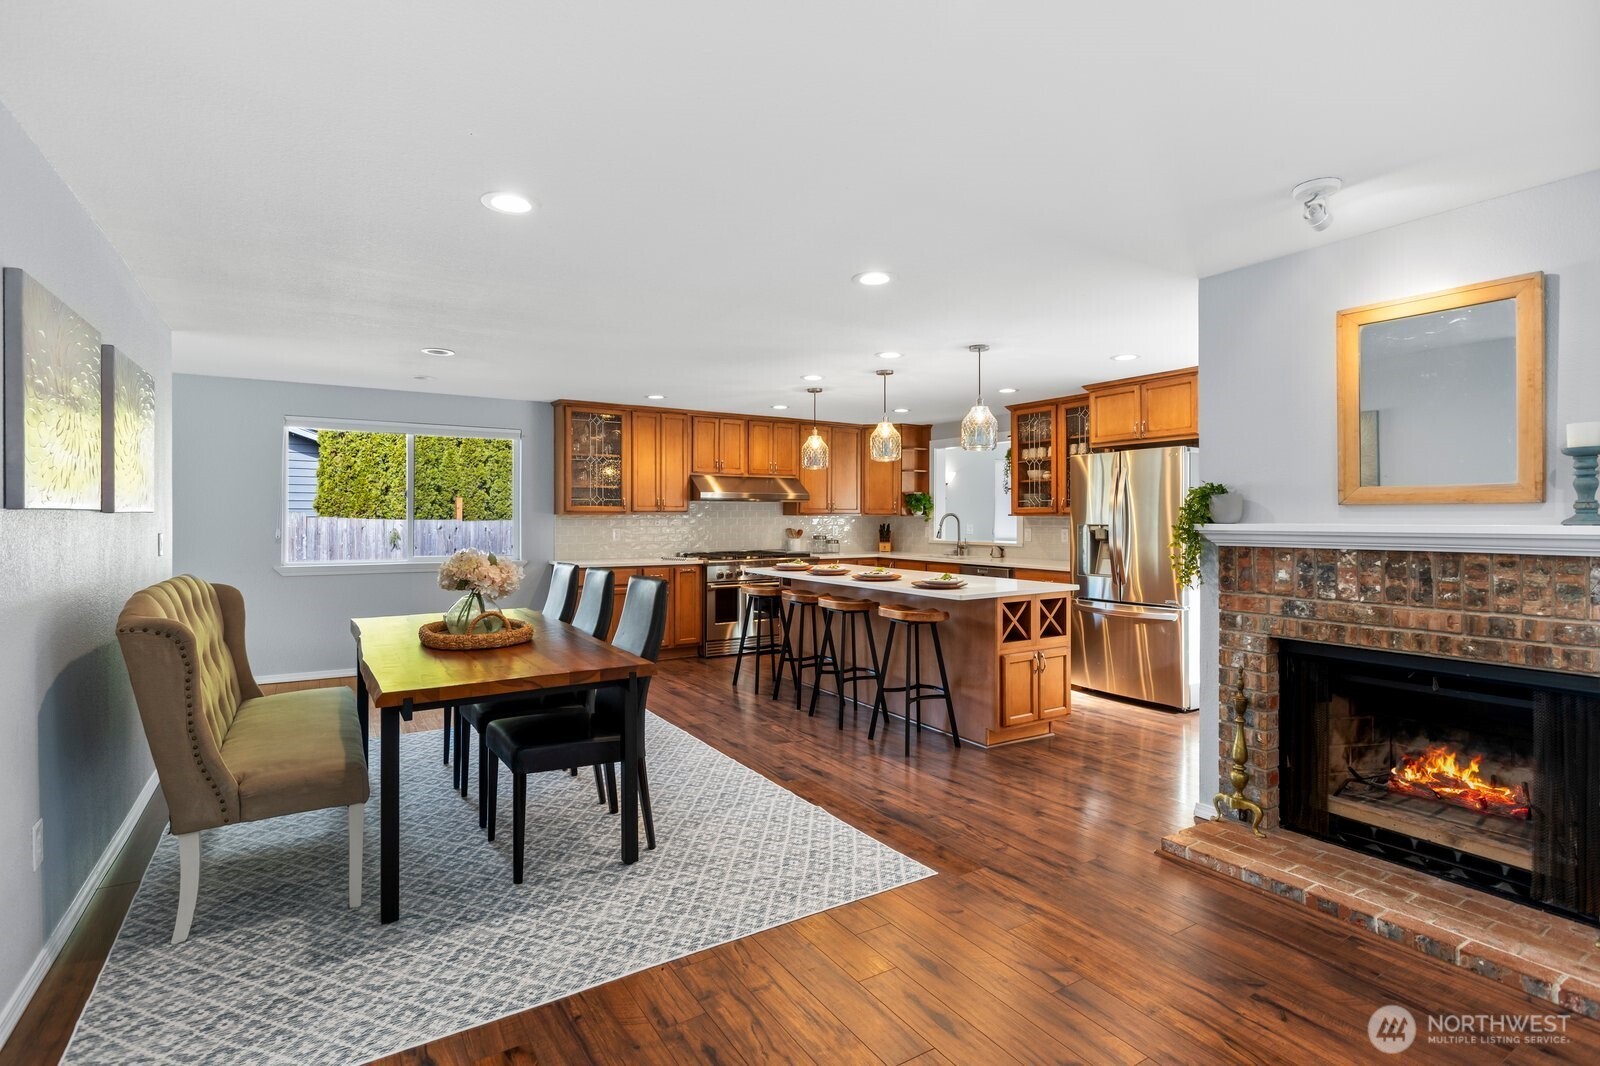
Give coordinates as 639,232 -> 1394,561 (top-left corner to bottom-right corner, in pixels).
65,715 -> 931,1064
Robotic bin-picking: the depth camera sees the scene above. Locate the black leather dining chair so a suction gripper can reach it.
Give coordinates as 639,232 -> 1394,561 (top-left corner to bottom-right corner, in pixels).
452,569 -> 615,815
484,575 -> 668,883
543,561 -> 581,623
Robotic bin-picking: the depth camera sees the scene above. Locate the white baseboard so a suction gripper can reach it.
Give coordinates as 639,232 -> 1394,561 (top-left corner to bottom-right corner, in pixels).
1193,801 -> 1218,823
0,771 -> 161,1049
255,667 -> 351,685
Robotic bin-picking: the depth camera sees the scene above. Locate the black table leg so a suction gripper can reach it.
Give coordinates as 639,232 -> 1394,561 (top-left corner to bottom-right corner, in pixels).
381,701 -> 404,922
355,647 -> 369,762
622,672 -> 641,865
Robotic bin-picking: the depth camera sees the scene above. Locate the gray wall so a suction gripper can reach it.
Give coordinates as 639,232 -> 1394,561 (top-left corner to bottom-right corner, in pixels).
1193,169 -> 1600,811
172,375 -> 554,676
0,104 -> 171,1019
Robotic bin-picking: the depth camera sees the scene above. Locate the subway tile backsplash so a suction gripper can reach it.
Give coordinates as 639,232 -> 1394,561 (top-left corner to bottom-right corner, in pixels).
552,503 -> 1073,565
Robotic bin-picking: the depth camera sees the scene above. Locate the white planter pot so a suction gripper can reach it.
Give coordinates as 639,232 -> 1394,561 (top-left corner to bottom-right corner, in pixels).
1209,493 -> 1244,524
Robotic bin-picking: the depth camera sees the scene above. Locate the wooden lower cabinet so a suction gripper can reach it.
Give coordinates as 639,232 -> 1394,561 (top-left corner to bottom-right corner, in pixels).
577,566 -> 637,643
998,645 -> 1072,727
641,565 -> 703,652
1014,567 -> 1070,583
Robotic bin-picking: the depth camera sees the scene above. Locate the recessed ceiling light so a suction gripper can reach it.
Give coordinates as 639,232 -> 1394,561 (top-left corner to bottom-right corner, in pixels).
645,394 -> 665,400
1111,353 -> 1140,362
480,191 -> 535,214
421,347 -> 455,358
876,351 -> 902,360
853,271 -> 892,286
413,374 -> 436,381
802,374 -> 823,381
893,408 -> 909,414
998,387 -> 1018,394
771,404 -> 789,410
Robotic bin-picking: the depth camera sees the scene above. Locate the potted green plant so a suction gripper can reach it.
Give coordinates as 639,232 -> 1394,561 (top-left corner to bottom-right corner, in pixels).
1171,482 -> 1231,589
902,491 -> 933,521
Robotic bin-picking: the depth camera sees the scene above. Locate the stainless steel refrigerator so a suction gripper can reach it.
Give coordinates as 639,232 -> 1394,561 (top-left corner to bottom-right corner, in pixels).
1069,446 -> 1197,710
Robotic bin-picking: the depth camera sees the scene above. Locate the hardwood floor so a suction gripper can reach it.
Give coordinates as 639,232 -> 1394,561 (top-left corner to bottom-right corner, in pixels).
6,658 -> 1597,1064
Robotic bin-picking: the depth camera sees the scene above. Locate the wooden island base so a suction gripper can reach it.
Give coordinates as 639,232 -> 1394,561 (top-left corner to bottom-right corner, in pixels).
745,568 -> 1078,747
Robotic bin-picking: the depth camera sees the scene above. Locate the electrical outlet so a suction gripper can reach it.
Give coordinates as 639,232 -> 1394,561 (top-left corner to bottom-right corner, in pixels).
1060,527 -> 1069,542
611,528 -> 621,542
1023,527 -> 1032,543
157,531 -> 165,556
32,819 -> 43,871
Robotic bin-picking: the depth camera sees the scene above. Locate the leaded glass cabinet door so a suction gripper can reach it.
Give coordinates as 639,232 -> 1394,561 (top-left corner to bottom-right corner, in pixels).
1011,404 -> 1058,514
562,406 -> 628,512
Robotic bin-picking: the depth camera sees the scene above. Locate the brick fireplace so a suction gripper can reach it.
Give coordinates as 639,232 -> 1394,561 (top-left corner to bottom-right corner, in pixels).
1163,535 -> 1600,1015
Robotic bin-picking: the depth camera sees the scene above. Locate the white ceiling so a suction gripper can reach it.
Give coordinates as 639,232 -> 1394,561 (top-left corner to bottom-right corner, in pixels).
2,1 -> 1597,424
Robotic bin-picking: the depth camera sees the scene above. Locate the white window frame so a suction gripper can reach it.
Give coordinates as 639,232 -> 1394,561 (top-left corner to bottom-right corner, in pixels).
276,415 -> 523,576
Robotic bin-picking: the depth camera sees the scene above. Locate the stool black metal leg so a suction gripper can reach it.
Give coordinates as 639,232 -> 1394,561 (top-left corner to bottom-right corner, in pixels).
732,595 -> 755,686
869,623 -> 896,739
752,602 -> 763,695
905,622 -> 916,756
809,612 -> 835,718
512,772 -> 526,884
773,600 -> 795,701
930,623 -> 961,748
836,615 -> 853,730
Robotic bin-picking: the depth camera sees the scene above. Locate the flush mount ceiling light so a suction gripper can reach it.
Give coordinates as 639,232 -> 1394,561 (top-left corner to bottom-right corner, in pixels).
802,373 -> 823,382
1292,177 -> 1342,232
645,394 -> 665,400
998,387 -> 1018,394
801,388 -> 829,470
480,191 -> 535,214
853,271 -> 892,286
960,344 -> 1000,451
1111,353 -> 1140,362
421,347 -> 456,358
868,369 -> 903,463
893,407 -> 909,414
876,351 -> 902,360
771,404 -> 789,410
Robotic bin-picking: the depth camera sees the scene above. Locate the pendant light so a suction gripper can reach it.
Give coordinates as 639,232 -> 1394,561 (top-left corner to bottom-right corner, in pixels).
960,343 -> 999,451
801,387 -> 830,469
868,369 -> 903,462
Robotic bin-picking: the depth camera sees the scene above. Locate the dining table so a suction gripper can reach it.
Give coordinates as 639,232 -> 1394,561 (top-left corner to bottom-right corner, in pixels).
350,607 -> 656,923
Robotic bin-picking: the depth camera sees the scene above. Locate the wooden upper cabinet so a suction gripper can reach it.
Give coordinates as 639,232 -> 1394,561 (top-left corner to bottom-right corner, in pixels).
786,425 -> 860,515
861,444 -> 902,515
556,403 -> 629,513
830,425 -> 862,514
692,416 -> 747,475
629,410 -> 689,512
746,419 -> 800,477
1009,403 -> 1061,515
1084,368 -> 1198,448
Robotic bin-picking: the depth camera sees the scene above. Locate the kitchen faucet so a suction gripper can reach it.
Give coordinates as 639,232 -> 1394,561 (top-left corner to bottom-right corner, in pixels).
936,513 -> 967,557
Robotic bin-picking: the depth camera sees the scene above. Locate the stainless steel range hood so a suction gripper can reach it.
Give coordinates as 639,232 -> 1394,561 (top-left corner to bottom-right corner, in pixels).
689,474 -> 809,503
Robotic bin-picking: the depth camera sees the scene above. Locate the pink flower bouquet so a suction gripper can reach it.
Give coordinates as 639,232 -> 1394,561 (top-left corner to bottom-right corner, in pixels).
438,549 -> 524,634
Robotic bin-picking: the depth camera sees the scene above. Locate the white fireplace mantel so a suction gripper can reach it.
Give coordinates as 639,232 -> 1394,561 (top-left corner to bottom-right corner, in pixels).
1199,523 -> 1600,557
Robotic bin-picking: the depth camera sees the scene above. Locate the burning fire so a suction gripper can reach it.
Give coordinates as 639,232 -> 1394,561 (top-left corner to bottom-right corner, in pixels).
1388,745 -> 1531,819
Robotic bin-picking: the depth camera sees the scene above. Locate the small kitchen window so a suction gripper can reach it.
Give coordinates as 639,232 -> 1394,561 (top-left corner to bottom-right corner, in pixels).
280,417 -> 521,570
931,437 -> 1018,544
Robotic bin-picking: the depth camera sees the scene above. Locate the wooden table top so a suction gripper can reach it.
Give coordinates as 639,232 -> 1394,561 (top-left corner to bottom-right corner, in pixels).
351,608 -> 654,709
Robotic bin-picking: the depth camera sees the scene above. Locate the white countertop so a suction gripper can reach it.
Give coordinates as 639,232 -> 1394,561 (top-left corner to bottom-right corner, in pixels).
745,565 -> 1077,601
868,550 -> 1073,573
561,557 -> 704,568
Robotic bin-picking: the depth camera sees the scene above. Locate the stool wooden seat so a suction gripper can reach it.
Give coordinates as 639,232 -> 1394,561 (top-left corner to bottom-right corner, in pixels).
871,605 -> 962,755
877,604 -> 949,625
774,587 -> 824,707
817,595 -> 876,613
780,588 -> 820,605
733,584 -> 784,692
810,597 -> 883,728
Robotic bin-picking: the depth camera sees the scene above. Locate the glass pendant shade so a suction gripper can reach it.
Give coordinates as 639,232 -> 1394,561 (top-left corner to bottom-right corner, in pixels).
801,387 -> 830,469
960,403 -> 999,451
869,419 -> 902,462
961,344 -> 999,451
868,369 -> 902,462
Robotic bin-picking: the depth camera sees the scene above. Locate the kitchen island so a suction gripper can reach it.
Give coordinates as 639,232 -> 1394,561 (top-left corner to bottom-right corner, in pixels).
745,565 -> 1079,747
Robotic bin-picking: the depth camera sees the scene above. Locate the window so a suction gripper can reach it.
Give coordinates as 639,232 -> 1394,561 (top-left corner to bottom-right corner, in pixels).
282,418 -> 520,567
931,436 -> 1018,544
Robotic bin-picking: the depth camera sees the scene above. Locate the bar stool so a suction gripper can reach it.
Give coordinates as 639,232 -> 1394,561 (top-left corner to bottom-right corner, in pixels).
870,605 -> 962,755
809,596 -> 882,729
732,583 -> 784,693
774,588 -> 824,708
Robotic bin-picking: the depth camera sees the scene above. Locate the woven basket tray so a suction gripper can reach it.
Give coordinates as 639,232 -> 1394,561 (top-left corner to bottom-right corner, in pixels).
418,612 -> 534,651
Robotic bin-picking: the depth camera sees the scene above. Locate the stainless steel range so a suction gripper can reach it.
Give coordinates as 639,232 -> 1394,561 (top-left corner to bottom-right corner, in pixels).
686,549 -> 812,656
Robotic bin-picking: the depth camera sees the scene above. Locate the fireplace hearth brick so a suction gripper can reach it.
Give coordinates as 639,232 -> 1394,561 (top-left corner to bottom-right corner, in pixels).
1161,820 -> 1600,1018
1214,547 -> 1600,828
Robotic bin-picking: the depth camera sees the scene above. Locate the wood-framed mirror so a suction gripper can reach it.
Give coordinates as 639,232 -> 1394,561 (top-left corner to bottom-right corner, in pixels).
1336,272 -> 1545,505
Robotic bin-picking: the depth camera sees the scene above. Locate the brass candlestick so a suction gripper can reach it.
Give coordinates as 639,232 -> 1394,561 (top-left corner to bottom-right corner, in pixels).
1213,674 -> 1265,836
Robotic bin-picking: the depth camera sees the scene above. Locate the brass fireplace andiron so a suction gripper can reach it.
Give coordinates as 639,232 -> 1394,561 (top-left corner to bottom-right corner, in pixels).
1214,674 -> 1265,836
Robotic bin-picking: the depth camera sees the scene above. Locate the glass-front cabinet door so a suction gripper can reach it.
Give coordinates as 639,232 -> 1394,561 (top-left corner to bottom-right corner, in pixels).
1011,404 -> 1058,514
560,405 -> 628,512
